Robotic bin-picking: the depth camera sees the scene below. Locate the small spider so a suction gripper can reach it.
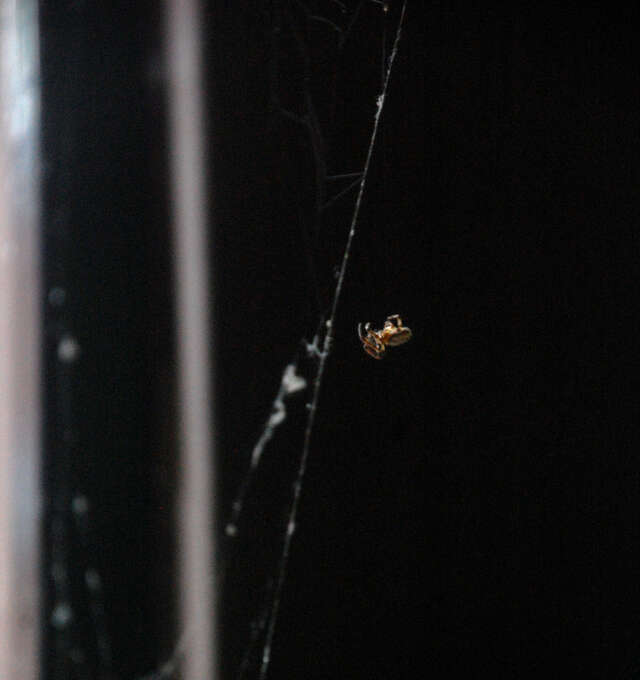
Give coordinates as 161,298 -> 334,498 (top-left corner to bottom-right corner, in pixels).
357,314 -> 412,359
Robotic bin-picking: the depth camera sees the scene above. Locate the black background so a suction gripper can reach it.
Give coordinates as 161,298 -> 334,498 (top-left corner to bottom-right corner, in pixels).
39,2 -> 640,679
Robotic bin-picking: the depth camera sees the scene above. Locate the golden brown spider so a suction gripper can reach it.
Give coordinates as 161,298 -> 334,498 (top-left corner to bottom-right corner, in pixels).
357,314 -> 412,359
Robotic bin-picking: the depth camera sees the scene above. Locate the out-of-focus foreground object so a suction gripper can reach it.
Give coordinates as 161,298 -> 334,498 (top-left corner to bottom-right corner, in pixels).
166,0 -> 218,678
0,0 -> 42,678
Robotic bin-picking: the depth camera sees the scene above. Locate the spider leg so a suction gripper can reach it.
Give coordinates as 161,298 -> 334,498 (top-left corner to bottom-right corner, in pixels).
363,341 -> 384,359
358,322 -> 372,342
371,332 -> 386,356
358,322 -> 385,359
386,314 -> 402,327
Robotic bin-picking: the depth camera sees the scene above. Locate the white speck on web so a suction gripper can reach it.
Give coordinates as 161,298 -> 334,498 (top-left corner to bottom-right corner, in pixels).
51,602 -> 73,629
48,286 -> 66,307
57,335 -> 80,363
282,364 -> 306,394
72,495 -> 89,516
304,334 -> 324,359
85,569 -> 102,591
226,361 -> 308,537
267,364 -> 306,428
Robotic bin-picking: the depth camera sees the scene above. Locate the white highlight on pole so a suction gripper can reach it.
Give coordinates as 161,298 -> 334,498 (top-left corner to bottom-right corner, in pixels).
165,0 -> 217,678
0,0 -> 42,678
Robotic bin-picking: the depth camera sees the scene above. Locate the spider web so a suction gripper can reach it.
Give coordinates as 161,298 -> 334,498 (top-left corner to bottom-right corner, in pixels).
41,2 -> 411,679
219,3 -> 408,679
135,2 -> 409,678
146,2 -> 408,678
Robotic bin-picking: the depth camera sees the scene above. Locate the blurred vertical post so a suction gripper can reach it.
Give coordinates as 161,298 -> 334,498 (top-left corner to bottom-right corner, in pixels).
0,0 -> 42,679
165,0 -> 218,679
